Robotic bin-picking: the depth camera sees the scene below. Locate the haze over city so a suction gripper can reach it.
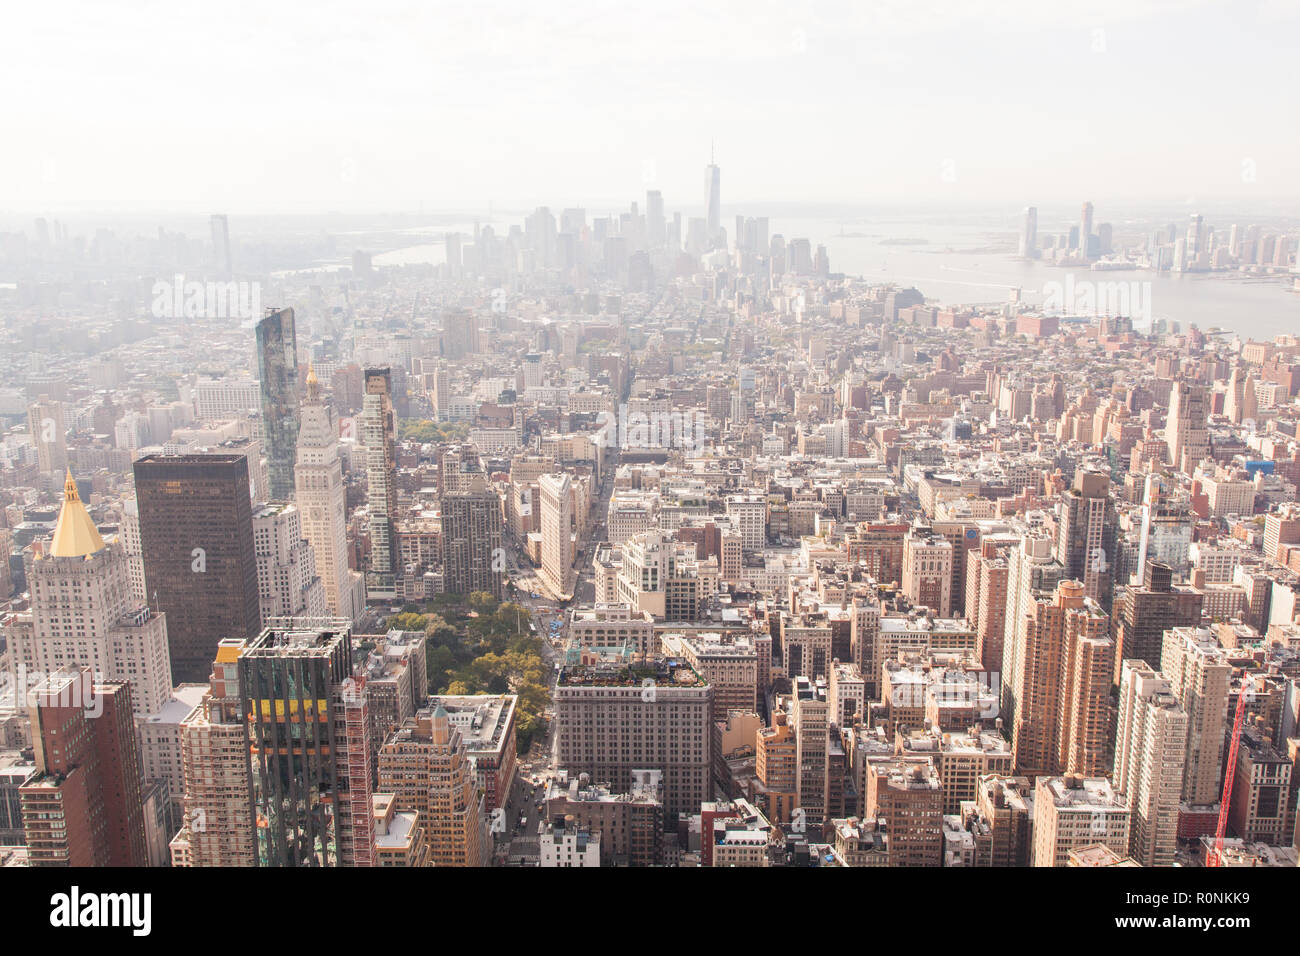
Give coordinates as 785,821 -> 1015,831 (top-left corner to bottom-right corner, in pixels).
0,0 -> 1296,936
6,0 -> 1300,209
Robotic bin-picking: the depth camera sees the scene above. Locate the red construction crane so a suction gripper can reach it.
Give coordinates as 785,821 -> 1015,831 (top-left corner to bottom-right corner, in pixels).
1207,675 -> 1254,868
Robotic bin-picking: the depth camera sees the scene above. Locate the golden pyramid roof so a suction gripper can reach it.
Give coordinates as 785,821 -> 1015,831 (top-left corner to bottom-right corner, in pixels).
50,469 -> 106,558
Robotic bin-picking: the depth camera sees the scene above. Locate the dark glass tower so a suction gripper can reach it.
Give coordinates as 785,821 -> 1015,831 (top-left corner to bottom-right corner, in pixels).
133,454 -> 262,683
239,621 -> 373,867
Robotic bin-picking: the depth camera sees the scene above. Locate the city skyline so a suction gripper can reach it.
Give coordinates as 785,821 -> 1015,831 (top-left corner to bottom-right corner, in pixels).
1,0 -> 1298,918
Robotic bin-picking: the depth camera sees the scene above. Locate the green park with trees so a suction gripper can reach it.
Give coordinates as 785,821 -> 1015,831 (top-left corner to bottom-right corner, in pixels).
385,590 -> 551,754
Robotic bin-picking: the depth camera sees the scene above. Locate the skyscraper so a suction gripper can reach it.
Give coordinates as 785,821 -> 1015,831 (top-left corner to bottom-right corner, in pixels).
1113,661 -> 1186,867
26,395 -> 67,476
295,365 -> 361,622
966,538 -> 1013,672
1055,469 -> 1118,610
240,620 -> 374,867
1018,206 -> 1038,259
361,367 -> 398,600
1110,561 -> 1204,682
11,471 -> 172,715
1006,579 -> 1112,778
255,307 -> 299,501
791,676 -> 828,828
999,534 -> 1066,725
1166,380 -> 1210,473
1160,626 -> 1230,806
440,489 -> 504,599
133,454 -> 262,683
902,529 -> 954,616
1186,213 -> 1204,258
20,670 -> 147,866
705,154 -> 721,247
539,472 -> 573,599
1079,201 -> 1094,258
252,502 -> 327,619
646,189 -> 665,248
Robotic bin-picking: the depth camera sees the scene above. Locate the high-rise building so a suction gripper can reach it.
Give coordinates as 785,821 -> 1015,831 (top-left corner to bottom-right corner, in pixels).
255,307 -> 300,501
440,489 -> 504,599
1226,726 -> 1293,845
999,533 -> 1066,725
539,472 -> 574,599
1224,365 -> 1259,425
554,657 -> 713,818
754,710 -> 798,825
1111,560 -> 1205,681
295,365 -> 362,623
377,704 -> 486,867
171,639 -> 256,867
1135,474 -> 1195,583
252,502 -> 327,619
134,454 -> 262,684
1079,201 -> 1094,257
1055,469 -> 1118,610
1006,579 -> 1112,778
1017,206 -> 1038,258
790,676 -> 828,829
902,529 -> 954,616
1113,661 -> 1187,867
1160,627 -> 1230,806
20,670 -> 147,866
26,396 -> 67,476
645,189 -> 665,248
118,496 -> 149,605
240,620 -> 374,867
1166,380 -> 1210,473
1263,506 -> 1300,564
361,367 -> 398,600
864,757 -> 943,866
430,363 -> 450,422
10,472 -> 172,715
1187,213 -> 1204,258
725,493 -> 765,551
1032,775 -> 1130,867
966,538 -> 1013,672
705,156 -> 721,246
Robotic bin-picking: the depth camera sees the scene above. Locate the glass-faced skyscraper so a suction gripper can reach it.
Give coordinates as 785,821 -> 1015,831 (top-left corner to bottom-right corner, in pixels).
256,307 -> 300,501
239,621 -> 374,867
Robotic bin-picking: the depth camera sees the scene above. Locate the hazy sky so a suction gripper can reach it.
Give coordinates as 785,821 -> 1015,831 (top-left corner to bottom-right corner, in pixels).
5,0 -> 1299,211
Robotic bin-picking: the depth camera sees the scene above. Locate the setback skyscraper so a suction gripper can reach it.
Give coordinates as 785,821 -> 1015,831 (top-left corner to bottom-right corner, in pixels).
295,365 -> 362,622
10,471 -> 172,715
